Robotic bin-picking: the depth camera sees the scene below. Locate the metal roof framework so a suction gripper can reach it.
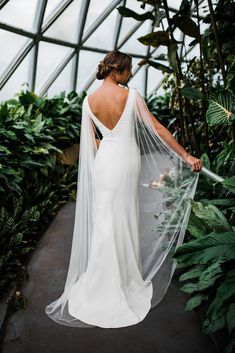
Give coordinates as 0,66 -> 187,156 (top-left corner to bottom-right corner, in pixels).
0,0 -> 208,101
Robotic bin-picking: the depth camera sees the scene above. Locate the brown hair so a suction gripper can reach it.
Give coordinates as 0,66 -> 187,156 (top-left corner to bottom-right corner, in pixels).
96,50 -> 132,80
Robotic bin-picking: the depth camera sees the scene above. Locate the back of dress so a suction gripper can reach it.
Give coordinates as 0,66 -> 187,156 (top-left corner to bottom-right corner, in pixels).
44,87 -> 200,328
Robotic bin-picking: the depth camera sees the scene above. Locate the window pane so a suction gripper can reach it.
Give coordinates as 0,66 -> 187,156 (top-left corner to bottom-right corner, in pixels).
0,0 -> 40,32
76,50 -> 104,92
0,49 -> 33,102
44,0 -> 83,43
0,29 -> 29,78
36,41 -> 72,92
46,57 -> 74,97
83,8 -> 118,50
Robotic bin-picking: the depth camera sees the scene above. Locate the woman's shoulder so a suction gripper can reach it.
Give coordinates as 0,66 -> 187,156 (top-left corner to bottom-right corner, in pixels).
88,85 -> 129,101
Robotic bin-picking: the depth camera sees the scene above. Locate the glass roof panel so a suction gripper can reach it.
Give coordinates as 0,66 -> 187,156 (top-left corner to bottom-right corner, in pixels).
43,0 -> 66,24
128,58 -> 145,94
46,56 -> 74,97
76,50 -> 105,92
147,65 -> 164,95
0,0 -> 40,32
0,29 -> 29,78
83,7 -> 118,50
44,0 -> 83,43
83,0 -> 115,33
120,20 -> 151,55
0,48 -> 33,102
35,41 -> 72,92
0,0 -> 205,101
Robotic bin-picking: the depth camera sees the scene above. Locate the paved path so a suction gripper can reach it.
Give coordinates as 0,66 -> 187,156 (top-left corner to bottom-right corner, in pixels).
2,201 -> 216,353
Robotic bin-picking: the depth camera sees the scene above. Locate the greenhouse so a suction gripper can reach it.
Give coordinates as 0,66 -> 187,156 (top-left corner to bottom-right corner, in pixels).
0,0 -> 234,352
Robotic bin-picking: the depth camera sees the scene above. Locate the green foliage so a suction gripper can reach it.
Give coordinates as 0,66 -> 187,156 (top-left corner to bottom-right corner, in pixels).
0,88 -> 84,295
181,86 -> 204,100
170,87 -> 235,351
116,6 -> 154,21
173,225 -> 235,348
171,14 -> 200,39
221,176 -> 235,194
138,30 -> 171,47
0,88 -> 83,195
0,194 -> 39,291
173,164 -> 235,352
120,1 -> 235,351
206,90 -> 235,127
139,59 -> 173,74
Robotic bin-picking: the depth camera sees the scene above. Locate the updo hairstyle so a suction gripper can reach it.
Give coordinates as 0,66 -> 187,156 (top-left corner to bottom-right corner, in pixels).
96,50 -> 132,80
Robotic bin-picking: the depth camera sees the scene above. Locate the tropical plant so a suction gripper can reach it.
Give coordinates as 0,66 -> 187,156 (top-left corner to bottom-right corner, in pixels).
0,87 -> 84,295
0,194 -> 39,292
172,90 -> 235,353
118,0 -> 235,158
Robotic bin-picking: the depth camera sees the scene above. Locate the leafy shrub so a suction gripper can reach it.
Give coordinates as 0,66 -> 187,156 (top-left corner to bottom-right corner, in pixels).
173,89 -> 235,353
0,88 -> 85,294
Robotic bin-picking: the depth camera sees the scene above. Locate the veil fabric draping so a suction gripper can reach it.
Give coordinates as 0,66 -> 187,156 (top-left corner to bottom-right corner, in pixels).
45,86 -> 200,328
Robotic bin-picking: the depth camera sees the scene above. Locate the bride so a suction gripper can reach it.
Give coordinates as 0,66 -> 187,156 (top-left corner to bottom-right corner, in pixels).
45,50 -> 202,328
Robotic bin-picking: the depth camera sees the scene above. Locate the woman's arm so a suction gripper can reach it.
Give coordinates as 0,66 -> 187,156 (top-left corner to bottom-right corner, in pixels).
149,113 -> 203,172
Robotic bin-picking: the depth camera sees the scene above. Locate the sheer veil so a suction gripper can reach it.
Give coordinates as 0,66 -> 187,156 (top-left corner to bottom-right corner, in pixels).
45,87 -> 200,327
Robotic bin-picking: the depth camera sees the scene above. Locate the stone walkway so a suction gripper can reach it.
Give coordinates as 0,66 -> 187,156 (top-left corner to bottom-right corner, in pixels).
1,201 -> 217,353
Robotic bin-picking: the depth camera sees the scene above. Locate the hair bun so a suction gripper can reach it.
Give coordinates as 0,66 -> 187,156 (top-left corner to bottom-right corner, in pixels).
96,60 -> 112,80
96,50 -> 132,80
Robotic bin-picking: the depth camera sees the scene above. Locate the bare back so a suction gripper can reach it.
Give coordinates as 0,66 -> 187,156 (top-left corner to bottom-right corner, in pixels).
87,86 -> 129,131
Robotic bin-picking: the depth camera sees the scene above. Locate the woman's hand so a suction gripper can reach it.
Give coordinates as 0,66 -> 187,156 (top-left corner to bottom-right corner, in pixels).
184,153 -> 203,172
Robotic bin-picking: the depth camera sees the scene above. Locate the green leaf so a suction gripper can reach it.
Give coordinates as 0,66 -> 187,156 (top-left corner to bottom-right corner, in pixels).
190,200 -> 232,232
179,264 -> 206,281
33,147 -> 49,154
117,6 -> 154,21
18,90 -> 41,106
167,43 -> 178,71
172,14 -> 200,39
221,176 -> 235,194
201,198 -> 235,207
20,160 -> 45,168
206,90 -> 235,127
31,113 -> 45,134
206,269 -> 235,319
138,31 -> 171,47
202,308 -> 226,334
173,231 -> 235,265
181,86 -> 204,100
186,224 -> 207,238
0,145 -> 11,154
180,282 -> 199,293
198,261 -> 223,290
200,153 -> 210,169
139,59 -> 174,73
185,293 -> 209,311
187,212 -> 208,238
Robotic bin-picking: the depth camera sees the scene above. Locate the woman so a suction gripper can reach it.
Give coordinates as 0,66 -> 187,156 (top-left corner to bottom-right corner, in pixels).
45,50 -> 202,329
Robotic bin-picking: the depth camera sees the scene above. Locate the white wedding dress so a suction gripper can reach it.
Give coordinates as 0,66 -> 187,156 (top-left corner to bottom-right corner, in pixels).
45,86 -> 199,328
